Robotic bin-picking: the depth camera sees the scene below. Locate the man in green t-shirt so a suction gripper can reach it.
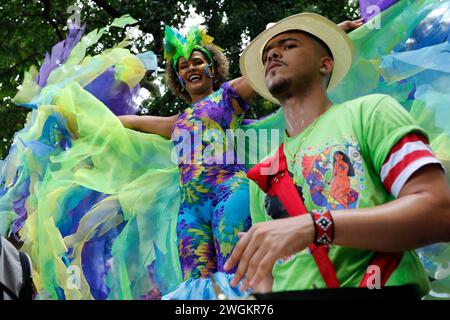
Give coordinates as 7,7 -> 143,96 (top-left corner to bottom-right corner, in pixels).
224,13 -> 450,297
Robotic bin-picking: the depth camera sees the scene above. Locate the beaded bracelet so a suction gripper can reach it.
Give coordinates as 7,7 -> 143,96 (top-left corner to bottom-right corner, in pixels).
310,211 -> 334,246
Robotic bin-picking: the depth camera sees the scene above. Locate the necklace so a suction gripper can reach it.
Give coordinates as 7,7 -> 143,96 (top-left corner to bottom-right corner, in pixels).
284,116 -> 321,160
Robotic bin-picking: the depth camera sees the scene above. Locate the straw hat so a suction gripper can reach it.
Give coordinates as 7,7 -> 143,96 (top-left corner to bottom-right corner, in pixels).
240,12 -> 354,104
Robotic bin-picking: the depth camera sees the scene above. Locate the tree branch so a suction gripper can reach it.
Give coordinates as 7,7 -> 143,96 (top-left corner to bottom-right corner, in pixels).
42,0 -> 64,41
0,53 -> 39,78
91,0 -> 122,18
90,0 -> 163,54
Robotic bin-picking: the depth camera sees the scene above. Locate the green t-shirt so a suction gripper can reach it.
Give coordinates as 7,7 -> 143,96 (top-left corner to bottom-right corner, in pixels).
250,94 -> 430,296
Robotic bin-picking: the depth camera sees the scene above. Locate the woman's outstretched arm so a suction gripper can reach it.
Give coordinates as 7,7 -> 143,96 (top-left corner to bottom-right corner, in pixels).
118,114 -> 178,139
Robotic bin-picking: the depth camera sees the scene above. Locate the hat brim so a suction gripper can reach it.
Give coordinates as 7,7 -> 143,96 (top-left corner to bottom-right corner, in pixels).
240,13 -> 354,104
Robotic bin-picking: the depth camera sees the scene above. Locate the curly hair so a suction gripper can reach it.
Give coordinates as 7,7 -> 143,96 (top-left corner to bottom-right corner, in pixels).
165,44 -> 229,103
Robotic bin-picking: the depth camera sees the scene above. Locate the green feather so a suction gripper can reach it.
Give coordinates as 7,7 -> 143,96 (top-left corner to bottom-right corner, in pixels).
164,25 -> 218,70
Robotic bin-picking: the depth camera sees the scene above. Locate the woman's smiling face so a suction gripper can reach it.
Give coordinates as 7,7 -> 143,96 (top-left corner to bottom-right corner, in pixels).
177,51 -> 214,101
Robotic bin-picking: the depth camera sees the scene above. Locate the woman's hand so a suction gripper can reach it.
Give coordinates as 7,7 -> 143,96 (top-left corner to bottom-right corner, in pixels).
229,76 -> 258,113
338,18 -> 364,33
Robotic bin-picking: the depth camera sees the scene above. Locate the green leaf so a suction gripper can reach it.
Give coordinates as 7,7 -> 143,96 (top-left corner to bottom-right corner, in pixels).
111,14 -> 138,28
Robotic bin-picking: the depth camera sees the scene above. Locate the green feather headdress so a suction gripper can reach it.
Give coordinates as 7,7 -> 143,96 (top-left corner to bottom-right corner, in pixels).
164,25 -> 222,70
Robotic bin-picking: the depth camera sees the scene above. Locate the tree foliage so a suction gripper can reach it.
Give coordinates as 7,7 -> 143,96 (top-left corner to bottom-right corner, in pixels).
0,0 -> 359,158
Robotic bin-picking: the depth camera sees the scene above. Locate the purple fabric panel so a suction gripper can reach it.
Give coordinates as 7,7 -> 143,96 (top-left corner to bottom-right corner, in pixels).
10,178 -> 30,238
84,67 -> 140,116
81,222 -> 124,300
36,24 -> 86,87
359,0 -> 399,21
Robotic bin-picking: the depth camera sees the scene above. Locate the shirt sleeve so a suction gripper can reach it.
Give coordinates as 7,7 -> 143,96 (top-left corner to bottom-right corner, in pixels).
364,95 -> 443,197
380,132 -> 443,197
221,81 -> 250,114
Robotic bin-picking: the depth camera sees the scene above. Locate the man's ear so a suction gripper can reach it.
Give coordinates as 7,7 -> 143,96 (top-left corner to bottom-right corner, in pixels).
319,57 -> 334,76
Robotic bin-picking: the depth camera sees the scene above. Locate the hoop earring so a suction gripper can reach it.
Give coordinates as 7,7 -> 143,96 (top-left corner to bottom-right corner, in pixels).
204,64 -> 214,78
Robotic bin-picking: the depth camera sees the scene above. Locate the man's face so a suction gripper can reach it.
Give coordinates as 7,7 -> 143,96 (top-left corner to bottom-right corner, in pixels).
262,31 -> 327,97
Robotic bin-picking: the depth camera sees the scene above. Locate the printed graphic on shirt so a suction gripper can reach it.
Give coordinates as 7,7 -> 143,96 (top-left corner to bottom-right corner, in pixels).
293,139 -> 365,211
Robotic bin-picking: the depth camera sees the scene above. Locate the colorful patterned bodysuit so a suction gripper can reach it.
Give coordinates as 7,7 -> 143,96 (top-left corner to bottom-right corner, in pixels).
171,82 -> 251,282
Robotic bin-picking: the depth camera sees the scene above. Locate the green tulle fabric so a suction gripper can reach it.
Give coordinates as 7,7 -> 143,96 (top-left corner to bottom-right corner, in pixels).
2,16 -> 184,299
330,0 -> 450,170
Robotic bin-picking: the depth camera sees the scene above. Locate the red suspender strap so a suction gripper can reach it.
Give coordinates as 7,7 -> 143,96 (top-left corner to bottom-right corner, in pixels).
248,144 -> 340,288
308,244 -> 340,288
359,252 -> 403,288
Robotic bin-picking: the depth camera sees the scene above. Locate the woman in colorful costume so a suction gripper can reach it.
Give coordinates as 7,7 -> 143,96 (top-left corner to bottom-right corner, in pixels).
119,25 -> 258,299
0,0 -> 449,300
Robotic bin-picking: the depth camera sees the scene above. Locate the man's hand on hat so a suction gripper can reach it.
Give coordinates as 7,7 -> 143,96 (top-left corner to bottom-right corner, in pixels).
224,214 -> 315,292
338,18 -> 364,33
